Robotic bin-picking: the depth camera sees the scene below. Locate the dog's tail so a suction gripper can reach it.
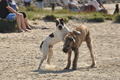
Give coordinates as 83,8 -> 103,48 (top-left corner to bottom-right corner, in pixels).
40,41 -> 44,50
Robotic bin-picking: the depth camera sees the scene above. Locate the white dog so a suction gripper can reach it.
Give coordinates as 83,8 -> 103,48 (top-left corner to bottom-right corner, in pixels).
38,18 -> 70,69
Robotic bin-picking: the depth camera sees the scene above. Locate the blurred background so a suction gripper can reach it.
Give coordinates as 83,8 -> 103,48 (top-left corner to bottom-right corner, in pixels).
16,0 -> 120,8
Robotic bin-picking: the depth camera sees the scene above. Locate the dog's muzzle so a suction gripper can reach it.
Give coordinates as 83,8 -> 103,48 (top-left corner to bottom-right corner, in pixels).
58,25 -> 62,30
62,48 -> 69,53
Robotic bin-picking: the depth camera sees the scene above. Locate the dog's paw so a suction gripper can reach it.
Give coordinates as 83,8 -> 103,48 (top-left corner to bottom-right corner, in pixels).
38,67 -> 41,70
91,64 -> 97,68
72,67 -> 77,70
64,67 -> 70,70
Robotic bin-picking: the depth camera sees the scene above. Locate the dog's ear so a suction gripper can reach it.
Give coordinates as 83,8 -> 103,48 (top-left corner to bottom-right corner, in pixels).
73,30 -> 81,35
60,18 -> 64,22
64,32 -> 72,40
54,18 -> 58,21
55,18 -> 59,26
61,18 -> 64,21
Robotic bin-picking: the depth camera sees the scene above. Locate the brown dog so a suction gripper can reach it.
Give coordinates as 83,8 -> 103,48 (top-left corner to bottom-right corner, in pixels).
62,25 -> 96,70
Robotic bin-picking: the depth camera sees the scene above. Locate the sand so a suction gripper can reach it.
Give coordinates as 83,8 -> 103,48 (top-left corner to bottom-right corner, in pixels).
0,3 -> 120,80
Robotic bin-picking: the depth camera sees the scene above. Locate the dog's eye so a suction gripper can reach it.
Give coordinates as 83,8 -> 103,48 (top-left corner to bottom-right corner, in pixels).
56,21 -> 59,26
69,38 -> 73,41
60,21 -> 64,25
60,19 -> 64,25
67,44 -> 70,47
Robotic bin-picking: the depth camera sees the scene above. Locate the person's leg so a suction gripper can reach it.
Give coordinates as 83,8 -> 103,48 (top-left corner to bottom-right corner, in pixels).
19,12 -> 31,30
16,15 -> 24,32
26,2 -> 30,7
28,2 -> 31,6
52,4 -> 55,11
37,1 -> 42,9
41,2 -> 44,9
24,2 -> 27,7
19,14 -> 29,31
24,18 -> 32,30
51,4 -> 55,11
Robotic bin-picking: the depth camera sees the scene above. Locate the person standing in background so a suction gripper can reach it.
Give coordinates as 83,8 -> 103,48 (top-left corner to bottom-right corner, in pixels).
50,0 -> 56,11
36,0 -> 44,10
23,0 -> 32,7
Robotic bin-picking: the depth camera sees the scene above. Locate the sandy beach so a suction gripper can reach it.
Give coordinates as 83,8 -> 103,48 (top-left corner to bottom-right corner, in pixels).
0,3 -> 120,80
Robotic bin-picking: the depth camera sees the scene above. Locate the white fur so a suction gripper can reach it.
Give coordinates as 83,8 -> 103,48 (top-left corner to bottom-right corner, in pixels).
38,19 -> 70,69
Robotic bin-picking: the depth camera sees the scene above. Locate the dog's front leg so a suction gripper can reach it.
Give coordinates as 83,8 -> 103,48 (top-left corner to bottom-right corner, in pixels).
64,50 -> 72,69
72,48 -> 79,70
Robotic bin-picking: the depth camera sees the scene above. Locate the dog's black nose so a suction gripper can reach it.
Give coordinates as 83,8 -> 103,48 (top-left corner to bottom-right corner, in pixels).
58,25 -> 62,30
62,48 -> 67,53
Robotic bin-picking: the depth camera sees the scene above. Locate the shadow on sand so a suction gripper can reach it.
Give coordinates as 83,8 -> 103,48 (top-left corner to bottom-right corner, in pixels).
31,66 -> 96,74
32,69 -> 74,74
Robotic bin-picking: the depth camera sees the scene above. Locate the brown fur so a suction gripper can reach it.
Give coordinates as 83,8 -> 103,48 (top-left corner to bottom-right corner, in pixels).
62,25 -> 96,70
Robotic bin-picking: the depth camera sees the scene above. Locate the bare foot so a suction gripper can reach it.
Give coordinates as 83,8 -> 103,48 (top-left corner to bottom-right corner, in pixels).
24,29 -> 30,32
18,29 -> 25,32
26,26 -> 32,30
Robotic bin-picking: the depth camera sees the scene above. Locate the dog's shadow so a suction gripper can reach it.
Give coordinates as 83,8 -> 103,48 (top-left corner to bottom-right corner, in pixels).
32,66 -> 95,74
32,69 -> 74,74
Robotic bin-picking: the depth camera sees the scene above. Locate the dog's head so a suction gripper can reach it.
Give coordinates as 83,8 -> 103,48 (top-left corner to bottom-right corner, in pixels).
62,30 -> 81,53
55,18 -> 65,30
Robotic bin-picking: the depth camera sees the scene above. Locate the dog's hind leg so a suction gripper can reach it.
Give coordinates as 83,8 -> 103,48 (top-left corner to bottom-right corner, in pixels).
85,32 -> 96,67
47,48 -> 53,65
38,46 -> 49,69
38,53 -> 48,69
